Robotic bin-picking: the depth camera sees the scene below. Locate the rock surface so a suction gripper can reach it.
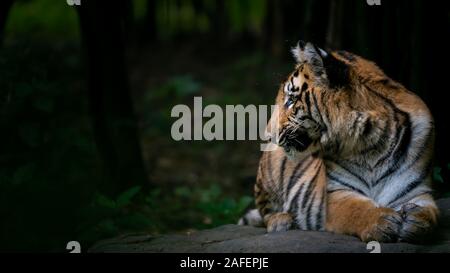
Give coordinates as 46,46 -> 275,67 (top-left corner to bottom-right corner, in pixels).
90,198 -> 450,253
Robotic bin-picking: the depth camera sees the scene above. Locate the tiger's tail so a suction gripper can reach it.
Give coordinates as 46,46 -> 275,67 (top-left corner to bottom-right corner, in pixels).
237,209 -> 264,227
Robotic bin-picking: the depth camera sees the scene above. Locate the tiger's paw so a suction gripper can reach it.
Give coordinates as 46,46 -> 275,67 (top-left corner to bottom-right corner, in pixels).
399,203 -> 437,243
359,208 -> 402,243
266,212 -> 293,233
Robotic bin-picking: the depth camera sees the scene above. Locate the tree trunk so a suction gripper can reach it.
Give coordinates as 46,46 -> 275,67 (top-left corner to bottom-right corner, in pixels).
0,0 -> 14,46
305,0 -> 330,47
264,0 -> 283,58
326,0 -> 345,49
77,1 -> 148,196
211,0 -> 226,41
145,0 -> 157,41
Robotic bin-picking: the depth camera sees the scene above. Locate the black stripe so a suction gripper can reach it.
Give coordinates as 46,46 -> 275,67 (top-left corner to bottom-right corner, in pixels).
327,173 -> 366,195
365,86 -> 409,120
376,112 -> 432,186
311,92 -> 327,132
336,50 -> 356,62
305,91 -> 312,117
364,86 -> 416,183
301,82 -> 308,93
387,179 -> 422,207
290,76 -> 299,92
391,115 -> 412,164
315,188 -> 325,230
362,118 -> 373,136
288,182 -> 305,216
387,162 -> 433,206
319,92 -> 332,133
286,157 -> 314,194
333,161 -> 370,189
395,120 -> 433,172
261,199 -> 273,215
350,112 -> 362,134
361,113 -> 393,161
370,106 -> 397,164
279,156 -> 287,193
375,121 -> 410,183
301,162 -> 322,210
327,189 -> 348,194
266,152 -> 276,188
305,191 -> 317,230
256,199 -> 268,206
399,122 -> 433,171
242,216 -> 249,225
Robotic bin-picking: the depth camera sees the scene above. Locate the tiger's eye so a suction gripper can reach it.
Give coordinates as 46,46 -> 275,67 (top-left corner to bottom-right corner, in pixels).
285,97 -> 294,108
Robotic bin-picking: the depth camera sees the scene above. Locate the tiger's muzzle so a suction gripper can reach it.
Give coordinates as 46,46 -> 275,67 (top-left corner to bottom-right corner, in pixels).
278,128 -> 313,152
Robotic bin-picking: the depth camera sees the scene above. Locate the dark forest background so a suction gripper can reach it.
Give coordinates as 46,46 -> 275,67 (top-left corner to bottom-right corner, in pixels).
0,0 -> 449,252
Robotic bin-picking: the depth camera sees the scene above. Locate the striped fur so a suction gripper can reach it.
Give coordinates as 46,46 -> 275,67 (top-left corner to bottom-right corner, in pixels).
239,42 -> 439,243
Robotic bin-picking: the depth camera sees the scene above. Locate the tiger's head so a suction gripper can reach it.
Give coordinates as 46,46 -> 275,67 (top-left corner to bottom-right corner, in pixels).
268,41 -> 394,159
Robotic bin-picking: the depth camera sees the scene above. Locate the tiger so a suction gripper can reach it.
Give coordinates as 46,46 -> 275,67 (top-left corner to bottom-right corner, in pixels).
239,41 -> 439,243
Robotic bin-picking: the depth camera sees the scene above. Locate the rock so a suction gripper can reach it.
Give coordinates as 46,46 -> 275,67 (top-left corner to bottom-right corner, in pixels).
89,198 -> 450,253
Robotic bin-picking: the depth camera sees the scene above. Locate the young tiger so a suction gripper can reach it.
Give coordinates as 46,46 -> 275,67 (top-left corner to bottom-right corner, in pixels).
239,41 -> 438,243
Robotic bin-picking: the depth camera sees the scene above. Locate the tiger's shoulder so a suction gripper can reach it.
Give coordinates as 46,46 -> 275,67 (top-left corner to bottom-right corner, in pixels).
332,50 -> 433,122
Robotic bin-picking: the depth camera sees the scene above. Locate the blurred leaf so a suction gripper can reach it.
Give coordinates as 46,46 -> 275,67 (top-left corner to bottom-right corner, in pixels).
175,186 -> 191,198
115,212 -> 153,229
96,194 -> 116,209
12,164 -> 36,186
434,167 -> 444,183
221,198 -> 237,214
237,196 -> 253,212
143,75 -> 201,111
145,188 -> 161,202
15,83 -> 33,98
199,184 -> 221,202
116,186 -> 142,208
5,0 -> 80,41
18,123 -> 40,147
168,75 -> 201,97
96,219 -> 118,235
33,97 -> 54,113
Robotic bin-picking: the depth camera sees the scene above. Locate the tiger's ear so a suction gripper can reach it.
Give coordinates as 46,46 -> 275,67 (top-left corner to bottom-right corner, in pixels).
292,41 -> 349,88
291,41 -> 328,63
292,41 -> 329,85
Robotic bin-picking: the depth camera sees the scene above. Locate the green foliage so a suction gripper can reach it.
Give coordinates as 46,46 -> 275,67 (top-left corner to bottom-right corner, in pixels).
77,184 -> 253,245
225,0 -> 266,34
117,186 -> 142,208
5,0 -> 80,42
141,75 -> 202,135
133,0 -> 148,21
434,167 -> 444,183
433,164 -> 450,198
0,45 -> 97,251
157,75 -> 202,98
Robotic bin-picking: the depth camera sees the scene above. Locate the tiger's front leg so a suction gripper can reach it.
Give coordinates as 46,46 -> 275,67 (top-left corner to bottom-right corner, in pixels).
398,194 -> 439,243
264,212 -> 294,233
326,190 -> 402,242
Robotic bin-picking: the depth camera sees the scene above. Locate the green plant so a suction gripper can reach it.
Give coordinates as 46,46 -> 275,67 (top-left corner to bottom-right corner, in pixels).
76,184 -> 253,247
